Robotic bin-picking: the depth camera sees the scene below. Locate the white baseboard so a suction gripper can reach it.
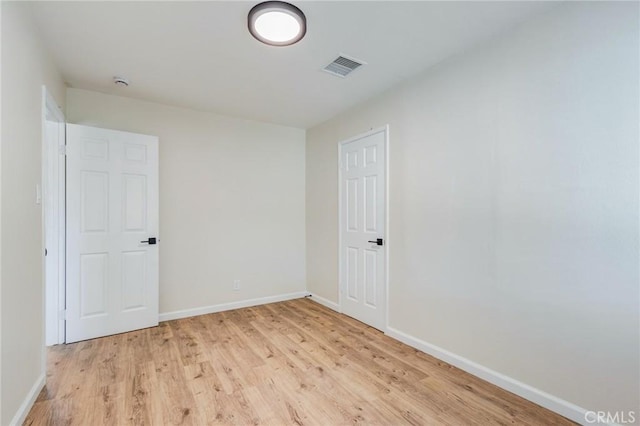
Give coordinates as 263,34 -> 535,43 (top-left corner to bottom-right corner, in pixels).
385,327 -> 590,425
9,373 -> 45,426
308,293 -> 340,312
159,291 -> 309,322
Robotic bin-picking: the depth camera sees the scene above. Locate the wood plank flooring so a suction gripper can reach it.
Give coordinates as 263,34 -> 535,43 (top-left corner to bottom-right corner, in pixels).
25,298 -> 574,425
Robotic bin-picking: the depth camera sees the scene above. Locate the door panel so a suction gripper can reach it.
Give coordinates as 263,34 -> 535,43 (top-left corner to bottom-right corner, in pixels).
364,175 -> 377,232
340,128 -> 387,330
123,174 -> 147,231
122,251 -> 147,310
80,253 -> 108,317
346,178 -> 358,230
347,246 -> 359,300
364,248 -> 377,307
66,124 -> 159,343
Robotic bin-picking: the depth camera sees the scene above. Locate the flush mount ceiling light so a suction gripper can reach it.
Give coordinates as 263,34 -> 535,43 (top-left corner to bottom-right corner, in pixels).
248,1 -> 306,46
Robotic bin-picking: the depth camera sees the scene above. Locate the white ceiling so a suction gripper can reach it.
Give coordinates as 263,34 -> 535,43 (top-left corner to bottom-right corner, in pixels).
30,1 -> 556,129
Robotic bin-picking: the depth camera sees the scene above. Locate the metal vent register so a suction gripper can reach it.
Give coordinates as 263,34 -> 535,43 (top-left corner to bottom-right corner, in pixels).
323,55 -> 366,78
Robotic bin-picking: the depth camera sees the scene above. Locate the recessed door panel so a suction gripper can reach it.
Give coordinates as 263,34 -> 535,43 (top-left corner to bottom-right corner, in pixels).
364,249 -> 377,307
364,145 -> 377,166
80,253 -> 108,317
346,178 -> 359,232
364,175 -> 377,233
347,247 -> 358,300
123,174 -> 147,232
81,171 -> 108,233
346,150 -> 358,171
124,143 -> 147,164
82,138 -> 109,160
122,251 -> 147,310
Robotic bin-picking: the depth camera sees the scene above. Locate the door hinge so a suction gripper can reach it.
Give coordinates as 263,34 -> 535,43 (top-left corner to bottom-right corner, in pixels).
59,309 -> 67,320
59,145 -> 67,156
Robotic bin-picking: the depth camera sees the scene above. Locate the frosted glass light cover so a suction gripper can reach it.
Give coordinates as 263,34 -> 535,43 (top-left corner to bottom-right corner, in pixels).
255,11 -> 301,43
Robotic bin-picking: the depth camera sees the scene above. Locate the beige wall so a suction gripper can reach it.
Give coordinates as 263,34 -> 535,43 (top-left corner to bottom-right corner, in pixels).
66,89 -> 306,316
1,2 -> 66,424
306,1 -> 639,416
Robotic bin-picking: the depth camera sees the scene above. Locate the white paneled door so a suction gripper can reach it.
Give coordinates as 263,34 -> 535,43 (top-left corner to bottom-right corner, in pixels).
66,124 -> 159,343
340,127 -> 387,331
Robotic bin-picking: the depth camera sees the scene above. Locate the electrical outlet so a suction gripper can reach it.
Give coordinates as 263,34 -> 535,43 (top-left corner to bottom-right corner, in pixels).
233,280 -> 240,291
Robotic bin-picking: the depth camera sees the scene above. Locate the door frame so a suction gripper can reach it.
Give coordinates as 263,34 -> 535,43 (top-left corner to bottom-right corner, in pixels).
337,125 -> 390,331
42,86 -> 66,346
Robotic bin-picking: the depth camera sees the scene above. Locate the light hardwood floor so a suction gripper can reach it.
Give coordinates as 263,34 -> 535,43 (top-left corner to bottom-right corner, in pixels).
25,298 -> 574,425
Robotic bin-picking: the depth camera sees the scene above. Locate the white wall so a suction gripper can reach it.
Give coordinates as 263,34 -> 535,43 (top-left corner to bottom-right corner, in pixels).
306,1 -> 639,419
1,2 -> 66,424
66,88 -> 306,317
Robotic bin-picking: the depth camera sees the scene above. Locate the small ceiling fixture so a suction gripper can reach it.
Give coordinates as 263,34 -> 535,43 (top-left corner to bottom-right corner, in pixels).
113,76 -> 129,87
248,1 -> 306,47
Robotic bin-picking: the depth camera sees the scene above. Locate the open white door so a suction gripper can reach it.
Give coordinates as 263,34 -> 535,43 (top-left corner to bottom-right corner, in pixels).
43,87 -> 66,346
66,124 -> 159,343
339,127 -> 388,331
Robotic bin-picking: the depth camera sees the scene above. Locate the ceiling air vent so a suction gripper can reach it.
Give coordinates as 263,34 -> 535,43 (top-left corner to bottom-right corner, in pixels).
323,55 -> 366,78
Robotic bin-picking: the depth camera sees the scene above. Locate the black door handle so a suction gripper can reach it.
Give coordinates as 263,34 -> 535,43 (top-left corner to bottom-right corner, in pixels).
140,237 -> 157,245
368,238 -> 384,246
